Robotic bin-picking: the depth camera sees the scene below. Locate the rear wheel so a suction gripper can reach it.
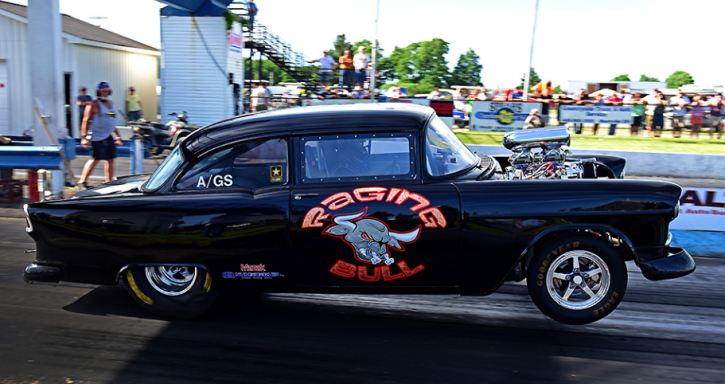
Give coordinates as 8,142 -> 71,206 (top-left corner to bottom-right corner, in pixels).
122,266 -> 217,319
527,234 -> 627,325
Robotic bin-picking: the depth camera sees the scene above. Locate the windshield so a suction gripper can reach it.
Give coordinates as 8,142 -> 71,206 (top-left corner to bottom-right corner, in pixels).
143,146 -> 184,191
425,116 -> 477,176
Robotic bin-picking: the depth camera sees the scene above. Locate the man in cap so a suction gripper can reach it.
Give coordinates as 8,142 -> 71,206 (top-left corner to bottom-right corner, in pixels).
78,81 -> 123,188
523,108 -> 544,129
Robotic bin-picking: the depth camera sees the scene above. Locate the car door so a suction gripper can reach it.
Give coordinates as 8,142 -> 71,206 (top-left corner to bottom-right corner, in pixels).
147,136 -> 293,286
290,130 -> 461,288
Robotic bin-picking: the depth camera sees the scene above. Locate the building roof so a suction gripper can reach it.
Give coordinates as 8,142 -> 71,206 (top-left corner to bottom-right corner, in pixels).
0,0 -> 158,51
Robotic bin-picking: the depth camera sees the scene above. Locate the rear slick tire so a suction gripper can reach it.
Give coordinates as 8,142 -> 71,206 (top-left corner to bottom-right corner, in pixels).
527,234 -> 627,325
122,266 -> 217,319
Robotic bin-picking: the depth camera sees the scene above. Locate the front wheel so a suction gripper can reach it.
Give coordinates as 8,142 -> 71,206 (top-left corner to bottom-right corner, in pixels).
527,234 -> 627,325
122,266 -> 217,319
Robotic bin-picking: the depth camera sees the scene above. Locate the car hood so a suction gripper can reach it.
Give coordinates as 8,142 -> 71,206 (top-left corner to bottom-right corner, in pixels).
69,174 -> 150,199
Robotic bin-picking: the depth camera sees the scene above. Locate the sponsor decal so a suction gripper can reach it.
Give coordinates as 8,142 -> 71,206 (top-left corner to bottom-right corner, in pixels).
270,165 -> 283,182
223,264 -> 284,280
302,187 -> 447,282
197,174 -> 233,188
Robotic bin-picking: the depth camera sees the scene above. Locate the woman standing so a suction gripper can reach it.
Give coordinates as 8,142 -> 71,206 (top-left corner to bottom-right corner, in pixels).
690,96 -> 705,139
629,93 -> 646,136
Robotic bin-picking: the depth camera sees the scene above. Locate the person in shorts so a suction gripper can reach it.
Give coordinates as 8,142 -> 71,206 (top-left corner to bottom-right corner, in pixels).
78,81 -> 123,188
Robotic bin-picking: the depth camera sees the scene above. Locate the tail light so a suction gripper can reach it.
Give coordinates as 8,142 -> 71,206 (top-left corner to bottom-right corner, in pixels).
24,204 -> 33,233
170,125 -> 179,135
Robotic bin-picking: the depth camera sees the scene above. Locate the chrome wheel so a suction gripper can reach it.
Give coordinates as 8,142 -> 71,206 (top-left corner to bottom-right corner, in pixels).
145,266 -> 197,296
545,250 -> 610,310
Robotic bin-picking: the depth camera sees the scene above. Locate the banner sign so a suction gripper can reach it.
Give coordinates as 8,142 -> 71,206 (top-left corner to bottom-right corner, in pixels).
469,101 -> 544,132
558,105 -> 634,124
670,187 -> 725,231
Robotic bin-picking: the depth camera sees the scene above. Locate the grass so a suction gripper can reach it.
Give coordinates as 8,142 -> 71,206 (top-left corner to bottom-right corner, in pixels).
455,129 -> 725,154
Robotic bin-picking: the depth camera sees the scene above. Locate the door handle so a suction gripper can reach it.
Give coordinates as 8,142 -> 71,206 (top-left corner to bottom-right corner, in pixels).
294,193 -> 319,200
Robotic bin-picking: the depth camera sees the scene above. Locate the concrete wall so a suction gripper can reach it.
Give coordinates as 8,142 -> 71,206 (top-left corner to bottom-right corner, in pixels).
468,144 -> 725,179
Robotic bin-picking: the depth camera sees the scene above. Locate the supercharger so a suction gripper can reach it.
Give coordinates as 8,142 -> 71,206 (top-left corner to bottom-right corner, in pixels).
502,127 -> 597,180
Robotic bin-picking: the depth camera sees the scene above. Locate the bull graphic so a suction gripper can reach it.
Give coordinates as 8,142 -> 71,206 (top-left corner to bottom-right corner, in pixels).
324,209 -> 421,265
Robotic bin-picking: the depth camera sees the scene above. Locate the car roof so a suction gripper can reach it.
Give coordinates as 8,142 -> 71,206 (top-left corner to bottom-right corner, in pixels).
183,104 -> 435,158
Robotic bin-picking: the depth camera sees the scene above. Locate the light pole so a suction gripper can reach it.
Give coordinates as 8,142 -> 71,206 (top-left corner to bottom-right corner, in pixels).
522,0 -> 539,102
370,0 -> 380,102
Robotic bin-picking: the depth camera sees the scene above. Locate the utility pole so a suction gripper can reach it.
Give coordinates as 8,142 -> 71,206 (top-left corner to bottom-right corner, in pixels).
522,0 -> 539,102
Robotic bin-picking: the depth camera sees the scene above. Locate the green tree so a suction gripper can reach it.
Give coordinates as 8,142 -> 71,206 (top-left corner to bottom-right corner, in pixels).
520,67 -> 542,89
382,38 -> 452,88
611,74 -> 631,81
328,34 -> 353,60
639,74 -> 660,82
666,71 -> 695,88
450,48 -> 483,86
553,85 -> 562,94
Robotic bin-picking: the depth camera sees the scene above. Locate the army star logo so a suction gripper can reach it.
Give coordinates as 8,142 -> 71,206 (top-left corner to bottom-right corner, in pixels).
270,165 -> 283,182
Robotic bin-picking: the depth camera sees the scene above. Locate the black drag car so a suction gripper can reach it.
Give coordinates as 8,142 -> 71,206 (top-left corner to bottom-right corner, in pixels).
23,104 -> 695,324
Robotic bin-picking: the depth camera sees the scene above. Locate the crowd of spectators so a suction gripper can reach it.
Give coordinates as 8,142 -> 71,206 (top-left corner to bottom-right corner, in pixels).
561,88 -> 723,139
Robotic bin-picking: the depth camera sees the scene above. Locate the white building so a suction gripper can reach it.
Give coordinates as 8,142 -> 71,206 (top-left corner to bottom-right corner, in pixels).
159,5 -> 244,126
0,1 -> 159,137
567,80 -> 668,95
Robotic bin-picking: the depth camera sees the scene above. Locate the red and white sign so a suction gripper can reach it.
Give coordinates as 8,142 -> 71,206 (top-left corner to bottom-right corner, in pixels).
671,188 -> 725,231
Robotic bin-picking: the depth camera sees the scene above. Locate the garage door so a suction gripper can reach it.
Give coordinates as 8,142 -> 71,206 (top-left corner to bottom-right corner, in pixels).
0,61 -> 8,135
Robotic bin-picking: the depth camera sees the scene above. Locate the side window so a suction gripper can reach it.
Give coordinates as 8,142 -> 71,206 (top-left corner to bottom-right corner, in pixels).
175,138 -> 288,191
301,133 -> 414,182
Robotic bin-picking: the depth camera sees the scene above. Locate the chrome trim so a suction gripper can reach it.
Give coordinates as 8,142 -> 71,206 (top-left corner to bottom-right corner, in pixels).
502,126 -> 570,150
666,232 -> 673,247
24,204 -> 33,233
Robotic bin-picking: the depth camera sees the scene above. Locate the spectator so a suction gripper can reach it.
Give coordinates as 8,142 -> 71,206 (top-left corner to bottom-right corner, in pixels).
477,88 -> 488,101
76,87 -> 92,135
690,96 -> 706,139
251,83 -> 271,111
78,81 -> 123,188
669,90 -> 691,138
353,46 -> 370,89
648,93 -> 666,137
573,89 -> 588,134
590,93 -> 608,135
620,88 -> 633,104
386,86 -> 402,99
125,86 -> 143,121
308,51 -> 336,88
707,94 -> 724,139
427,88 -> 441,100
605,92 -> 623,135
629,93 -> 646,136
338,49 -> 353,91
523,108 -> 544,129
535,88 -> 554,126
248,0 -> 258,30
316,86 -> 332,100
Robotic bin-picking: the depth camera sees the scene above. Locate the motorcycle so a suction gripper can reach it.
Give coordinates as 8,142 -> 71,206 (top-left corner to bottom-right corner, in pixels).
129,111 -> 200,156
